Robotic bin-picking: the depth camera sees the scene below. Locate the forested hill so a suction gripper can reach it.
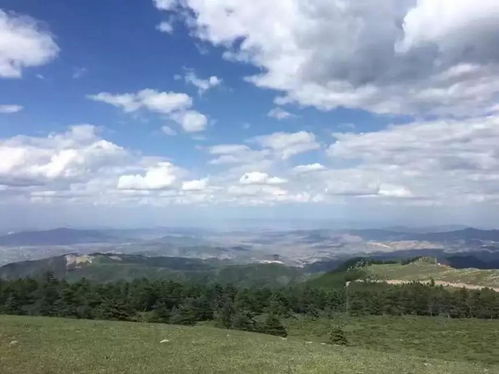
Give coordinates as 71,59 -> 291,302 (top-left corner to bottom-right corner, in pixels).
306,257 -> 499,290
0,253 -> 305,288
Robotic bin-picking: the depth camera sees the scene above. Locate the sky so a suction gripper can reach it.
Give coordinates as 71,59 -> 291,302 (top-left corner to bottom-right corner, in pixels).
1,0 -> 499,229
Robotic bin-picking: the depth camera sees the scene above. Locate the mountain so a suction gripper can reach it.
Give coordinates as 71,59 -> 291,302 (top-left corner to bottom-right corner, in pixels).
0,228 -> 122,246
347,227 -> 499,242
0,253 -> 305,287
307,256 -> 499,290
415,228 -> 499,242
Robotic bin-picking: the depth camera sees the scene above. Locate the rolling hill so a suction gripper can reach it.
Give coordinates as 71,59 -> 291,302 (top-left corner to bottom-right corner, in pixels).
364,258 -> 499,289
307,257 -> 499,290
0,253 -> 305,287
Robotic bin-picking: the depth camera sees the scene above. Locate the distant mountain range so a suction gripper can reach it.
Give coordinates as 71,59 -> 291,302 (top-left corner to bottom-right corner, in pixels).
0,228 -> 122,246
347,227 -> 499,242
2,226 -> 499,247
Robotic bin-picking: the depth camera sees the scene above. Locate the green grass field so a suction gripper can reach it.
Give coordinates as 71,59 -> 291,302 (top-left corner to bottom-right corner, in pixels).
366,262 -> 499,288
0,315 -> 497,374
286,315 -> 499,366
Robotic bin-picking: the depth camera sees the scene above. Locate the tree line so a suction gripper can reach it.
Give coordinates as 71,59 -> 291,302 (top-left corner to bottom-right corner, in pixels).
1,273 -> 498,338
347,281 -> 499,318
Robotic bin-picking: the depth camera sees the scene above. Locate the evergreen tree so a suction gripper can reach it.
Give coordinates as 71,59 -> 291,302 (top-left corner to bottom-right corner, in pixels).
231,309 -> 256,331
169,304 -> 196,326
261,314 -> 287,337
2,293 -> 23,315
215,300 -> 235,328
329,326 -> 348,345
151,301 -> 171,323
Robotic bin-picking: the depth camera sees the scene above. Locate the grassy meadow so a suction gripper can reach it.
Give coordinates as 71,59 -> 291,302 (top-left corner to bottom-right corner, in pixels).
1,314 -> 497,374
286,315 -> 499,366
366,262 -> 499,288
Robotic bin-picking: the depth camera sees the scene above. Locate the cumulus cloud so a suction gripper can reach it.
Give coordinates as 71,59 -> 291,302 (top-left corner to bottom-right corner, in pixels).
267,107 -> 294,120
0,104 -> 22,113
181,71 -> 221,94
253,131 -> 320,159
0,125 -> 127,186
4,116 -> 499,210
239,171 -> 286,185
156,0 -> 499,116
88,89 -> 208,132
156,21 -> 173,33
153,0 -> 178,11
325,115 -> 499,202
0,125 -> 319,207
117,162 -> 180,190
207,144 -> 270,168
170,110 -> 207,132
182,178 -> 208,191
0,10 -> 59,78
88,89 -> 191,114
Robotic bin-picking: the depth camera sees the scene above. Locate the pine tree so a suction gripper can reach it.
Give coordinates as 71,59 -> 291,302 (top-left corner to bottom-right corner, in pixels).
169,305 -> 196,326
151,301 -> 171,323
215,300 -> 234,328
261,314 -> 287,337
231,309 -> 256,331
329,326 -> 348,345
2,294 -> 23,315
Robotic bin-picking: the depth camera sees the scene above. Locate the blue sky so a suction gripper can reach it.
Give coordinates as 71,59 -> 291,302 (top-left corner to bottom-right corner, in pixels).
1,0 -> 499,229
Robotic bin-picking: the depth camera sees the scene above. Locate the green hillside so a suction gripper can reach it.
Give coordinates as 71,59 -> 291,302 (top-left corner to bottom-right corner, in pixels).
308,257 -> 499,290
1,315 -> 496,374
0,253 -> 305,288
365,259 -> 499,289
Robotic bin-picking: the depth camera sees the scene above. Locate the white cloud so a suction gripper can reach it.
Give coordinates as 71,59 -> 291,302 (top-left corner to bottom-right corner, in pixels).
2,117 -> 499,212
153,0 -> 178,11
0,104 -> 23,113
0,125 -> 127,186
325,115 -> 499,202
160,0 -> 499,117
208,144 -> 270,168
293,163 -> 325,174
0,10 -> 59,78
89,89 -> 192,114
378,184 -> 413,198
254,131 -> 320,159
88,89 -> 209,132
182,71 -> 221,94
88,92 -> 141,112
170,110 -> 207,132
161,125 -> 177,136
228,184 -> 287,198
182,178 -> 208,191
156,21 -> 173,33
268,107 -> 294,120
396,0 -> 499,56
239,171 -> 286,185
117,162 -> 179,190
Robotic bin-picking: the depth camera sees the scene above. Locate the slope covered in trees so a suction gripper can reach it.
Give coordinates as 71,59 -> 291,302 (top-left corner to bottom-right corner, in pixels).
0,253 -> 305,287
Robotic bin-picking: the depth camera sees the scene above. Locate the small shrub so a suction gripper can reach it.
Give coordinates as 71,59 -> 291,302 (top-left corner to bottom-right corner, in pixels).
329,326 -> 348,345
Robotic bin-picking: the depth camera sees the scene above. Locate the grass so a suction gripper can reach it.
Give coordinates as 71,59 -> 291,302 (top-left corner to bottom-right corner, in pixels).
0,315 -> 495,374
366,262 -> 499,288
286,315 -> 499,366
